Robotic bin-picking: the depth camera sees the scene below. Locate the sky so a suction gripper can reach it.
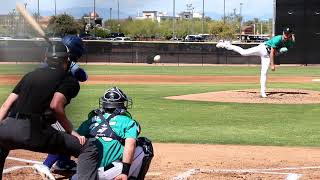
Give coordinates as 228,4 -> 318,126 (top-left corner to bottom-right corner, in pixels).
0,0 -> 273,21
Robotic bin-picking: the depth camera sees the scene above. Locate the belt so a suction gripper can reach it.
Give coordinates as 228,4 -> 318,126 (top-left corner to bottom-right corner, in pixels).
7,112 -> 41,120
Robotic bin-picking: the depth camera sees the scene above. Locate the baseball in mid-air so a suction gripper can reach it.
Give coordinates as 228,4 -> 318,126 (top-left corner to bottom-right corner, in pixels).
153,55 -> 161,62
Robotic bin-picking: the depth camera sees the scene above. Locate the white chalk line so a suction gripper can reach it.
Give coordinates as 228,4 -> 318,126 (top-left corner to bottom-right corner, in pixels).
3,165 -> 33,174
312,79 -> 320,82
6,156 -> 162,177
172,168 -> 301,180
7,156 -> 42,164
172,165 -> 320,180
3,156 -> 42,174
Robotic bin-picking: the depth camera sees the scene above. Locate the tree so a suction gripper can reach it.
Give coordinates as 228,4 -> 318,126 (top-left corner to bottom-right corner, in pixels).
46,14 -> 82,37
208,20 -> 236,39
93,28 -> 109,38
0,27 -> 10,36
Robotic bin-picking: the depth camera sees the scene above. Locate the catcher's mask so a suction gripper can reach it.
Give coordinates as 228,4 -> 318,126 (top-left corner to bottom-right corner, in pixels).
99,87 -> 132,110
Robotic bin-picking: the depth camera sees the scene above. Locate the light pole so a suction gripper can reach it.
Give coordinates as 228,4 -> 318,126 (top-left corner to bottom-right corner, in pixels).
223,0 -> 226,24
110,8 -> 112,21
92,0 -> 96,37
94,0 -> 96,21
54,0 -> 57,16
117,0 -> 120,33
24,3 -> 27,35
192,7 -> 194,34
187,3 -> 193,34
173,0 -> 175,39
272,0 -> 276,36
239,3 -> 243,36
11,9 -> 16,37
37,0 -> 39,21
202,0 -> 204,34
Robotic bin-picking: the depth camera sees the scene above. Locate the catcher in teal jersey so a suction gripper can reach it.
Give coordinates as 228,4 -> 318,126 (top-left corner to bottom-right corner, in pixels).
72,87 -> 153,180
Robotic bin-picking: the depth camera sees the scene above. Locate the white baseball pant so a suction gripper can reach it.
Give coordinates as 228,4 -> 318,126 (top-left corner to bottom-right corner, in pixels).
226,43 -> 270,96
71,146 -> 145,180
98,146 -> 145,179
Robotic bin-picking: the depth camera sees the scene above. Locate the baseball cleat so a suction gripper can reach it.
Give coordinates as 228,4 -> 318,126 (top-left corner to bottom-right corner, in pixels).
216,40 -> 226,48
224,41 -> 232,50
33,164 -> 56,180
260,92 -> 267,98
52,159 -> 77,172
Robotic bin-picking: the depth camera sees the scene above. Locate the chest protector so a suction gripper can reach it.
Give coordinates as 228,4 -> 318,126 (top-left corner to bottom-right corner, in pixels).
89,108 -> 125,144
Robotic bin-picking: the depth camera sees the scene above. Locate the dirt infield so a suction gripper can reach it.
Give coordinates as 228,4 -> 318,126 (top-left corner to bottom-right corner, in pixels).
2,74 -> 320,179
4,144 -> 320,180
166,88 -> 320,104
0,75 -> 317,85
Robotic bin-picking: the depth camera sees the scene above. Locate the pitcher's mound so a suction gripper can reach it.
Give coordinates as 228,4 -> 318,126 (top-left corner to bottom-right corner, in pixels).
166,89 -> 320,104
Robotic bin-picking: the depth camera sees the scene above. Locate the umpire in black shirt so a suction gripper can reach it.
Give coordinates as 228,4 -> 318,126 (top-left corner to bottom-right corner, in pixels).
0,37 -> 99,180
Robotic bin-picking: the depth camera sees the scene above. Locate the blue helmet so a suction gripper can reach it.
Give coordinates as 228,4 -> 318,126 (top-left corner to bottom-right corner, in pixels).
62,35 -> 85,62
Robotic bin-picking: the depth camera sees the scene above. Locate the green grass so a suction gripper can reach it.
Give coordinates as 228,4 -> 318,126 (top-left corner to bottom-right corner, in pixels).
2,83 -> 320,147
1,64 -> 320,76
81,65 -> 320,76
1,64 -> 320,147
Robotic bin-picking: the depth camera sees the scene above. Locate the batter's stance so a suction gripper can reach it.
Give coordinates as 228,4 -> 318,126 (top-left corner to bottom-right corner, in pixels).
216,27 -> 295,98
0,37 -> 99,180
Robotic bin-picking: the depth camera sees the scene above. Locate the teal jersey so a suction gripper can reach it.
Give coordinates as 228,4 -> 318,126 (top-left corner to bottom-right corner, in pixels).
77,112 -> 139,167
265,35 -> 294,50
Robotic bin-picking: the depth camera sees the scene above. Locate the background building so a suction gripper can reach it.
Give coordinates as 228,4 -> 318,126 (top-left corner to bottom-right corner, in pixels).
84,11 -> 103,27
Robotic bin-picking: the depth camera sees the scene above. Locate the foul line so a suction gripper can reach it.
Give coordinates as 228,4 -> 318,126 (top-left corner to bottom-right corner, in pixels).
172,166 -> 320,180
6,156 -> 162,177
7,156 -> 42,164
3,165 -> 33,174
3,156 -> 42,174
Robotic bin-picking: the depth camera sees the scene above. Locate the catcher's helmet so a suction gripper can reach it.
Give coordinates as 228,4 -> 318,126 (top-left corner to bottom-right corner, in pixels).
62,35 -> 85,62
100,87 -> 132,110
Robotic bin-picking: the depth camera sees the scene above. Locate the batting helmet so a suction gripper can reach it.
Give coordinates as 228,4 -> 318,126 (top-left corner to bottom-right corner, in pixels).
99,87 -> 132,110
62,35 -> 85,62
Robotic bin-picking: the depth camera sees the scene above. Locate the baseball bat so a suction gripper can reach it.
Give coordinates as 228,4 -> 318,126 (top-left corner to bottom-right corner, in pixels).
16,3 -> 52,45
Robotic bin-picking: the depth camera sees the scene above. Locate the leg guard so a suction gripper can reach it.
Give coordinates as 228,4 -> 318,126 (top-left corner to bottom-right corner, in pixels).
136,137 -> 154,180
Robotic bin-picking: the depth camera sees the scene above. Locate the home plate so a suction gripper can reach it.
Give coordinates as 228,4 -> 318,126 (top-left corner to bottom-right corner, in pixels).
312,79 -> 320,82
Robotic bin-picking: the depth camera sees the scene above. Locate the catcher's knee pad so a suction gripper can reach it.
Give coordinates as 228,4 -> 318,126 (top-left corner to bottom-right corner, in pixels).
136,137 -> 154,180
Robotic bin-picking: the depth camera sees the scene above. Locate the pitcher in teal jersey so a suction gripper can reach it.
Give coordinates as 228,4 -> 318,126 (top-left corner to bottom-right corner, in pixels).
216,27 -> 295,98
72,87 -> 153,180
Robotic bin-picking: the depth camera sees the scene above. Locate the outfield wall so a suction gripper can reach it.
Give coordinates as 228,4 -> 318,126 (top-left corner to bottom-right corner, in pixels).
0,40 -> 305,64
